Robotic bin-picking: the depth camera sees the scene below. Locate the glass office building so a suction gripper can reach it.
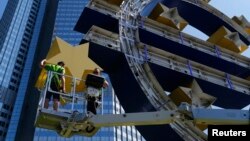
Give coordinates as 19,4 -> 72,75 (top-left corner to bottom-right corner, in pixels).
0,0 -> 42,140
52,0 -> 87,46
33,0 -> 145,141
34,76 -> 145,141
3,0 -> 59,141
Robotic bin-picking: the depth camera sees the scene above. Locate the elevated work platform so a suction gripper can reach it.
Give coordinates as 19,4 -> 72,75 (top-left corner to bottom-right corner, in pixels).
35,70 -> 103,138
35,109 -> 99,137
35,109 -> 70,132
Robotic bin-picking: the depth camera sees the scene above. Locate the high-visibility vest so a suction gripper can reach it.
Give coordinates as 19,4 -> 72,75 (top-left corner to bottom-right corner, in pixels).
44,64 -> 65,88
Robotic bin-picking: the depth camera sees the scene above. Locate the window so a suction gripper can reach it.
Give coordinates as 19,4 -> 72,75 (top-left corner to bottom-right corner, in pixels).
0,121 -> 5,127
9,85 -> 15,91
10,78 -> 17,84
14,65 -> 21,71
19,48 -> 25,53
17,54 -> 24,59
16,60 -> 22,65
24,32 -> 30,38
3,104 -> 10,110
23,38 -> 28,43
21,43 -> 27,48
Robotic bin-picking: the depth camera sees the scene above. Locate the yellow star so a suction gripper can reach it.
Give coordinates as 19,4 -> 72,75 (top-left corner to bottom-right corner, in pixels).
169,80 -> 216,130
35,37 -> 100,92
169,80 -> 216,108
201,0 -> 211,3
149,3 -> 188,30
189,80 -> 216,130
106,0 -> 123,6
232,15 -> 250,35
207,26 -> 248,53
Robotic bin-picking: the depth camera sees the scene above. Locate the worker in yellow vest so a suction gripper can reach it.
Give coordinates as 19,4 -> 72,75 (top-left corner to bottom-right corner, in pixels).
40,59 -> 66,111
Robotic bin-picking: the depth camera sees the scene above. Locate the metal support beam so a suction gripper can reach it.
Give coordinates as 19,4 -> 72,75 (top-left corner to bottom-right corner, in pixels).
192,109 -> 250,125
90,111 -> 178,127
85,28 -> 250,96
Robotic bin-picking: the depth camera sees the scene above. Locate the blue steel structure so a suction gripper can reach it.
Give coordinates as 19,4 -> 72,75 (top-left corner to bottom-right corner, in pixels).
74,0 -> 250,141
76,6 -> 250,80
0,0 -> 248,141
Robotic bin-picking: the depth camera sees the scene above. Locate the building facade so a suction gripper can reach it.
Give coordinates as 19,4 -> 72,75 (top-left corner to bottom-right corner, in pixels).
33,0 -> 145,141
52,0 -> 87,46
2,0 -> 59,141
0,0 -> 19,51
0,0 -> 42,140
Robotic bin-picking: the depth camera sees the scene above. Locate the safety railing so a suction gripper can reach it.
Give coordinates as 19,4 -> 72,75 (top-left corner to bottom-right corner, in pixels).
38,71 -> 104,115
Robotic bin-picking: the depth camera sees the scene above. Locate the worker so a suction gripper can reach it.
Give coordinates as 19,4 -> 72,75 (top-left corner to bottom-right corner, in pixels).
86,68 -> 109,115
40,59 -> 66,111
